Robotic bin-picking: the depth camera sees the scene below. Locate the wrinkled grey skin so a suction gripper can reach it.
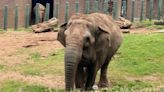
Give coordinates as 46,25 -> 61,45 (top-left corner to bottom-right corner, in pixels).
57,13 -> 123,91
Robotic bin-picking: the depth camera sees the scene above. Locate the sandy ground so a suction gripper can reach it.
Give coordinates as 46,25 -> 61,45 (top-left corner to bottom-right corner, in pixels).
0,28 -> 161,89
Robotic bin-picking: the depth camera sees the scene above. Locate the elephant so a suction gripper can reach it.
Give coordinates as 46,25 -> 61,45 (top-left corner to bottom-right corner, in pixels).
57,13 -> 123,91
33,3 -> 45,22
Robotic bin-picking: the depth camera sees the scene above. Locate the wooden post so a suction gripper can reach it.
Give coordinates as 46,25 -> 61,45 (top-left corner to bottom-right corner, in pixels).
157,0 -> 162,20
103,0 -> 109,14
25,4 -> 30,29
113,1 -> 118,19
94,0 -> 99,12
75,0 -> 79,13
122,0 -> 126,17
35,3 -> 40,24
140,0 -> 144,22
54,0 -> 59,18
3,5 -> 8,31
44,3 -> 50,21
131,0 -> 135,22
65,1 -> 69,22
14,5 -> 18,30
85,0 -> 90,14
149,0 -> 153,21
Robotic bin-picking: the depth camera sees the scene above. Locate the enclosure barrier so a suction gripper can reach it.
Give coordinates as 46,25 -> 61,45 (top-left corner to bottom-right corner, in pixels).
0,0 -> 163,30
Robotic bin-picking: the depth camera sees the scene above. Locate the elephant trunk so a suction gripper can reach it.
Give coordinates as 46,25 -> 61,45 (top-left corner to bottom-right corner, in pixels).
65,45 -> 82,91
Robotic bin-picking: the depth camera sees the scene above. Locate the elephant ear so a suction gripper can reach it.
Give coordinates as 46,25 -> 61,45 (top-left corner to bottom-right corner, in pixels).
97,25 -> 112,47
57,23 -> 67,47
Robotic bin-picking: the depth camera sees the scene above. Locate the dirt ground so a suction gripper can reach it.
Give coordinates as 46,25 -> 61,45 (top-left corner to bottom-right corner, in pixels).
0,31 -> 65,88
0,28 -> 160,89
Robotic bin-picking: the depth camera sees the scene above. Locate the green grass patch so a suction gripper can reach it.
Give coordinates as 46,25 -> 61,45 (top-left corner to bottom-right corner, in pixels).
108,33 -> 164,89
134,20 -> 164,29
110,33 -> 164,76
0,80 -> 26,92
0,80 -> 62,92
13,49 -> 64,76
29,52 -> 41,61
0,64 -> 4,70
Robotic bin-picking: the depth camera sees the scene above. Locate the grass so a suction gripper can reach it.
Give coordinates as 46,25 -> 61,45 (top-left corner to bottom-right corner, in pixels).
134,20 -> 164,29
29,52 -> 42,61
0,33 -> 164,92
107,33 -> 164,91
0,64 -> 4,70
0,28 -> 32,32
0,80 -> 62,92
12,49 -> 64,76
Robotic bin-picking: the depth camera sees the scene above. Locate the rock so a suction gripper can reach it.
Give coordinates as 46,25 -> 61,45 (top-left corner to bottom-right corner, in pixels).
121,29 -> 130,33
115,17 -> 132,29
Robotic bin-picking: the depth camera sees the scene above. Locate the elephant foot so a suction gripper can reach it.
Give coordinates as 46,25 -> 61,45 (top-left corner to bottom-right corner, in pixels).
98,82 -> 109,88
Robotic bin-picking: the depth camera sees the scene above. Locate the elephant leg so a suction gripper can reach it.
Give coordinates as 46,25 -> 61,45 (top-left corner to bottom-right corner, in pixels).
75,65 -> 85,89
98,56 -> 112,88
85,65 -> 97,90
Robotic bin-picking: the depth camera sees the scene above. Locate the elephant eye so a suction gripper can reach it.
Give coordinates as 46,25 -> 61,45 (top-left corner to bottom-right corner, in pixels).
85,37 -> 90,42
83,36 -> 90,49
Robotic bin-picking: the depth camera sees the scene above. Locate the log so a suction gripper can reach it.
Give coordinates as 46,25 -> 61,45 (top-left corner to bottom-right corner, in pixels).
115,17 -> 132,29
31,17 -> 58,33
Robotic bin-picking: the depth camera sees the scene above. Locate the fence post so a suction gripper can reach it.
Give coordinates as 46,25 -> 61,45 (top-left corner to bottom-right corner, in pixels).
157,0 -> 162,20
122,0 -> 126,17
14,5 -> 18,30
25,4 -> 30,29
131,0 -> 135,22
44,3 -> 50,21
112,1 -> 118,19
75,0 -> 79,13
54,0 -> 59,18
161,0 -> 163,16
140,0 -> 144,22
85,0 -> 90,14
94,0 -> 99,12
3,5 -> 8,31
35,3 -> 40,24
103,0 -> 109,14
65,1 -> 69,22
149,0 -> 153,21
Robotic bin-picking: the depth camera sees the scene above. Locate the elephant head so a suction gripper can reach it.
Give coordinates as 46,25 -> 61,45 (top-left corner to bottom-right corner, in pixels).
57,13 -> 122,91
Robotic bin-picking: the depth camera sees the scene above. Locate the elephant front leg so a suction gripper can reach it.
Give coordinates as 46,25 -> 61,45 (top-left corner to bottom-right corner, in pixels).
85,65 -> 97,90
75,65 -> 85,90
98,58 -> 111,88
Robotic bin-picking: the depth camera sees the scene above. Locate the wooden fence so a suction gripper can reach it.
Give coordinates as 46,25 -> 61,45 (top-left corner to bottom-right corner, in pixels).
0,0 -> 163,31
